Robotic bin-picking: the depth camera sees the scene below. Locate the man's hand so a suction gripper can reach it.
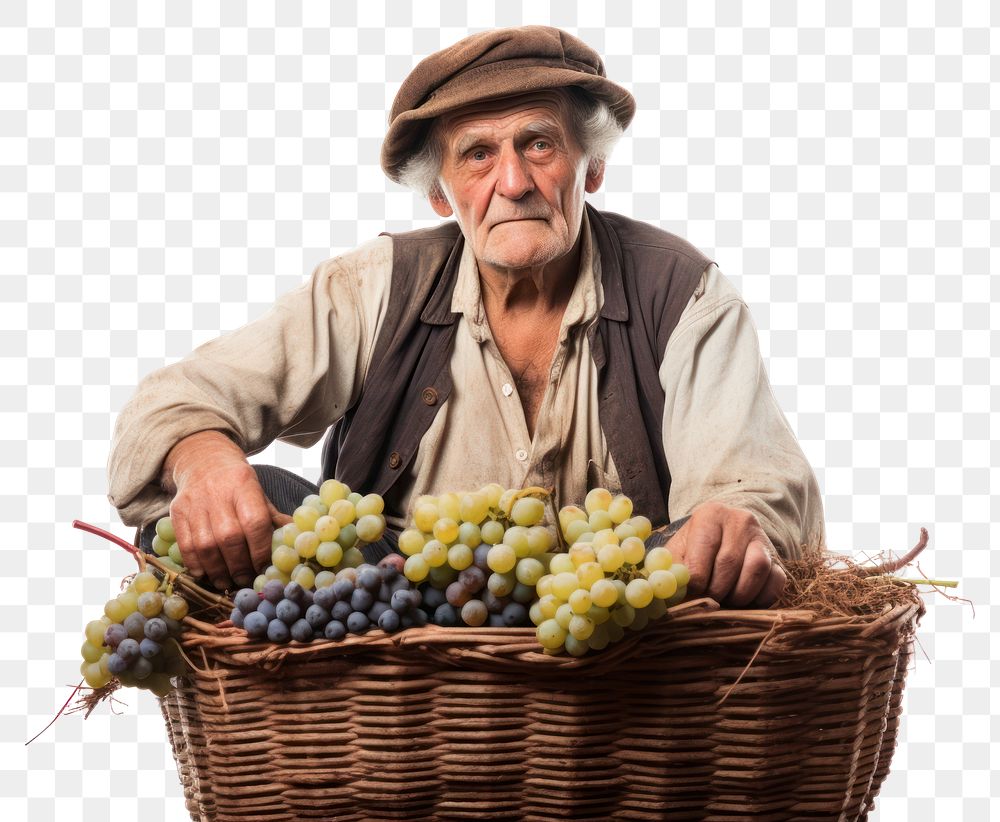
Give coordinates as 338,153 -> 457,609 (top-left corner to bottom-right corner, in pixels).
162,431 -> 291,591
665,502 -> 787,608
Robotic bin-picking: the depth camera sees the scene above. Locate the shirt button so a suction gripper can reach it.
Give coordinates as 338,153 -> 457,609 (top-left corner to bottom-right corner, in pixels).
421,387 -> 438,406
515,449 -> 528,461
388,452 -> 402,469
502,382 -> 513,397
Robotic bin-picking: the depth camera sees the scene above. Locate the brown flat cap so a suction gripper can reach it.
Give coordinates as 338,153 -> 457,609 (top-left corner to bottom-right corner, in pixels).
381,25 -> 636,183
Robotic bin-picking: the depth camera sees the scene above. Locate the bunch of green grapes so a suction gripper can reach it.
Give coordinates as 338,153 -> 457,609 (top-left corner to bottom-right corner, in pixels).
531,488 -> 689,657
397,484 -> 551,627
255,479 -> 387,593
80,552 -> 189,696
148,516 -> 186,573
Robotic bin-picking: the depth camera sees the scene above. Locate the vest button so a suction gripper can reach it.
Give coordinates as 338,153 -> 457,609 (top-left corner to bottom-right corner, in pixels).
388,452 -> 402,469
421,387 -> 438,406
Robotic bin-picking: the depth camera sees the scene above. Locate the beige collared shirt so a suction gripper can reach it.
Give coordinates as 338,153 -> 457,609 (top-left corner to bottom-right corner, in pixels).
108,212 -> 825,560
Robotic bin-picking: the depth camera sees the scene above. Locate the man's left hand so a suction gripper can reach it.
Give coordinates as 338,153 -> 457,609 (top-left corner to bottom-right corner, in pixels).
665,502 -> 787,608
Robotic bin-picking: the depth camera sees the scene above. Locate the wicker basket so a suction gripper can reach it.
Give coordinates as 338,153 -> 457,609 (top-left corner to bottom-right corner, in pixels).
158,575 -> 923,822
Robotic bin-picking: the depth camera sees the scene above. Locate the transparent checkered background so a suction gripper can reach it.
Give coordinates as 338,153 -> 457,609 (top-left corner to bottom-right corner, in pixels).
2,1 -> 996,819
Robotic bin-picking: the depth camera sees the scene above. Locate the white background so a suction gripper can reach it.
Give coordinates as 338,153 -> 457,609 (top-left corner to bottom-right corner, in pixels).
2,1 -> 996,820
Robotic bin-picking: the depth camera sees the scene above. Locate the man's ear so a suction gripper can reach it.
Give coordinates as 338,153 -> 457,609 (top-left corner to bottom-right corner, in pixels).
584,158 -> 605,194
428,184 -> 453,217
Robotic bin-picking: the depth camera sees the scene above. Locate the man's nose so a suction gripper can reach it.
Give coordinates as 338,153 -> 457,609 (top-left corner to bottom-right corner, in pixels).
494,144 -> 533,200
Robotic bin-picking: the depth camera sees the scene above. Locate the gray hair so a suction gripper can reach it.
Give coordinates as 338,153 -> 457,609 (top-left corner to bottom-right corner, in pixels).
397,86 -> 624,199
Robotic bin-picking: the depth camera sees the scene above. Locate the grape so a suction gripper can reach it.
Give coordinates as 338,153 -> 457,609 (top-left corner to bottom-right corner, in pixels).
293,505 -> 320,533
338,524 -> 359,549
167,544 -> 185,567
234,588 -> 259,615
597,543 -> 625,572
548,554 -> 575,574
591,530 -> 618,551
568,615 -> 595,641
282,525 -> 301,548
647,596 -> 668,620
555,603 -> 574,630
131,657 -> 153,680
367,601 -> 390,623
648,569 -> 678,600
480,520 -> 505,545
608,494 -> 633,524
434,603 -> 459,626
160,596 -> 187,622
283,582 -> 307,603
291,565 -> 316,590
290,619 -> 314,642
257,600 -> 277,621
502,527 -> 529,557
378,609 -> 401,633
319,478 -> 349,506
612,605 -> 636,627
80,642 -> 103,663
378,554 -> 405,575
568,589 -> 592,614
144,617 -> 168,642
294,530 -> 320,559
155,517 -> 176,544
564,519 -> 591,544
585,488 -> 613,513
332,579 -> 355,601
398,528 -> 426,557
511,583 -> 535,605
460,599 -> 488,627
428,564 -> 458,588
629,608 -> 650,632
357,566 -> 381,592
671,564 -> 691,588
411,607 -> 428,628
104,623 -> 127,648
644,546 -> 673,572
305,605 -> 331,630
422,539 -> 449,567
537,619 -> 567,650
564,635 -> 589,657
447,544 -> 473,570
331,600 -> 353,623
404,555 -> 429,582
458,522 -> 482,548
587,604 -> 611,625
502,602 -> 529,627
329,499 -> 356,526
590,579 -> 618,608
529,602 -> 544,625
526,526 -> 552,554
116,638 -> 140,663
421,585 -> 446,612
314,515 -> 341,542
458,566 -> 486,593
312,586 -> 334,610
445,581 -> 471,608
482,590 -> 506,614
346,612 -> 370,634
275,599 -> 301,625
459,492 -> 489,524
538,595 -> 560,620
103,598 -> 130,623
123,612 -> 147,640
137,591 -> 164,618
576,562 -> 604,589
511,497 -> 545,526
84,620 -> 107,646
433,517 -> 459,544
302,493 -> 327,513
351,589 -> 374,612
272,545 -> 299,574
356,514 -> 385,543
515,557 -> 544,586
139,638 -> 161,658
620,536 -> 646,565
472,545 -> 492,571
486,545 -> 516,573
324,620 -> 347,640
589,623 -> 610,650
552,572 -> 580,600
267,619 -> 290,643
107,653 -> 128,675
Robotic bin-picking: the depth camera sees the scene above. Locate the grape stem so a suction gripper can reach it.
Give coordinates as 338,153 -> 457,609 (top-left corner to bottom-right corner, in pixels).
25,679 -> 85,745
73,519 -> 139,558
856,527 -> 929,577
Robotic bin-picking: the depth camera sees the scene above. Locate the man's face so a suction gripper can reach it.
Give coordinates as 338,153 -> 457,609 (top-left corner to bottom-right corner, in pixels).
428,91 -> 604,274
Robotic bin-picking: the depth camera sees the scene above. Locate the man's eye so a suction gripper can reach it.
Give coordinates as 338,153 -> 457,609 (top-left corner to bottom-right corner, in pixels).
533,140 -> 550,151
471,150 -> 487,161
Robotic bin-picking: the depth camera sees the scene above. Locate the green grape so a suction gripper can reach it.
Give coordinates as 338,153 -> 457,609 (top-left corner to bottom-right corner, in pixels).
584,488 -> 612,514
503,526 -> 530,557
487,571 -> 516,597
538,594 -> 560,620
427,563 -> 458,588
132,571 -> 159,594
586,604 -> 611,625
155,517 -> 176,544
253,575 -> 266,592
457,521 -> 481,548
347,492 -> 363,506
559,504 -> 587,533
314,570 -> 337,588
263,565 -> 287,582
404,555 -> 430,582
529,602 -> 544,626
281,524 -> 301,548
437,492 -> 461,521
433,517 -> 459,545
479,483 -> 504,510
591,529 -> 618,551
568,614 -> 594,641
338,523 -> 358,549
597,543 -> 625,573
315,541 -> 343,568
168,543 -> 184,566
319,478 -> 349,506
447,543 -> 473,571
83,661 -> 112,689
162,595 -> 188,620
398,528 -> 426,556
314,515 -> 341,542
329,499 -> 356,526
84,620 -> 107,646
552,572 -> 580,600
118,590 -> 139,615
629,608 -> 650,631
590,578 -> 618,608
620,536 -> 645,565
151,535 -> 171,557
569,544 -> 597,567
486,544 -> 516,574
548,554 -> 575,574
588,623 -> 610,650
515,557 -> 545,586
608,494 -> 633,524
568,589 -> 591,614
293,505 -> 320,533
625,579 -> 654,609
341,547 -> 364,567
605,619 -> 625,644
355,493 -> 384,518
460,492 -> 489,524
291,564 -> 315,590
535,574 -> 554,597
564,519 -> 591,544
613,522 -> 638,541
526,525 -> 552,555
555,603 -> 574,630
671,564 -> 691,589
564,635 -> 589,657
413,503 -> 438,533
302,494 -> 327,514
422,539 -> 449,568
137,591 -> 164,618
536,619 -> 567,651
648,569 -> 678,600
611,604 -> 635,627
511,497 -> 545,527
272,545 -> 299,574
81,641 -> 103,663
480,520 -> 505,545
576,561 -> 604,590
294,531 -> 320,559
644,546 -> 673,572
646,596 -> 668,620
627,516 -> 653,541
588,510 -> 614,532
356,514 -> 386,543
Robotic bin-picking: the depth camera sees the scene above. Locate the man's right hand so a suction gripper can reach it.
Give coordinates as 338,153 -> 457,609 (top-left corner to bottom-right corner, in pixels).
161,430 -> 289,592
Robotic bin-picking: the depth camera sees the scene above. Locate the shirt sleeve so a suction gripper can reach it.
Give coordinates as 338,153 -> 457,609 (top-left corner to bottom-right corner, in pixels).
107,235 -> 394,527
659,263 -> 826,561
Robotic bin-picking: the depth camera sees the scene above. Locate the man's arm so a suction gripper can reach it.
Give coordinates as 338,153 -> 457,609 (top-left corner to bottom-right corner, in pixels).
107,236 -> 393,588
658,263 -> 826,606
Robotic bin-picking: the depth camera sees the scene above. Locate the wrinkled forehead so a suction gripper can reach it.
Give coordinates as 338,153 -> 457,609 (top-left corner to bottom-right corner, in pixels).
433,89 -> 574,144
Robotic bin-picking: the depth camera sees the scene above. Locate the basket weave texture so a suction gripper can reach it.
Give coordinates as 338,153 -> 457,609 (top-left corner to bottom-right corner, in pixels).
160,574 -> 922,822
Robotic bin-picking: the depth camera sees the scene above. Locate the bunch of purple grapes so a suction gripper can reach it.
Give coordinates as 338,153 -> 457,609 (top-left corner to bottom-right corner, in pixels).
420,544 -> 532,628
231,558 -> 426,643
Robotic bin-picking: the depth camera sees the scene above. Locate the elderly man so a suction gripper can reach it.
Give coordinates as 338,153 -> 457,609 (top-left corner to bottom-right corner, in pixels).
108,26 -> 824,608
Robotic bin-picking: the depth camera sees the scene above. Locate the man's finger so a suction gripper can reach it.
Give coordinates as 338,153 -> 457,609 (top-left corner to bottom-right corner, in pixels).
170,507 -> 203,580
268,500 -> 293,528
209,511 -> 256,590
725,541 -> 774,607
704,520 -> 753,603
751,562 -> 788,608
236,491 -> 279,577
673,516 -> 722,598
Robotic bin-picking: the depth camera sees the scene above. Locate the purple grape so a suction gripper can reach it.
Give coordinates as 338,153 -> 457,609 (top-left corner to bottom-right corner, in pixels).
229,608 -> 245,628
420,585 -> 446,612
103,623 -> 127,648
244,611 -> 268,638
473,545 -> 491,571
381,564 -> 399,583
290,619 -> 314,642
283,581 -> 306,604
483,591 -> 507,614
234,588 -> 260,615
275,599 -> 301,625
446,581 -> 471,607
139,638 -> 161,658
267,619 -> 290,643
488,614 -> 506,628
123,612 -> 147,640
412,608 -> 428,627
256,600 -> 277,621
351,588 -> 374,613
332,579 -> 354,601
116,638 -> 140,663
144,617 -> 168,642
502,602 -> 529,627
301,589 -> 314,607
107,653 -> 128,675
357,566 -> 380,593
313,587 -> 335,610
262,579 -> 285,603
378,583 -> 392,601
460,599 -> 488,627
162,615 -> 182,634
459,566 -> 486,593
378,609 -> 401,633
389,576 -> 411,595
346,611 -> 370,634
331,600 -> 352,623
305,605 -> 331,630
367,601 -> 390,623
511,582 -> 535,604
132,657 -> 153,680
434,603 -> 459,626
324,620 -> 346,640
390,589 -> 413,613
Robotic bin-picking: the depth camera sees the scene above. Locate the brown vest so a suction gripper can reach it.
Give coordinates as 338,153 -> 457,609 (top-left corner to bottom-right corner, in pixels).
321,204 -> 710,526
